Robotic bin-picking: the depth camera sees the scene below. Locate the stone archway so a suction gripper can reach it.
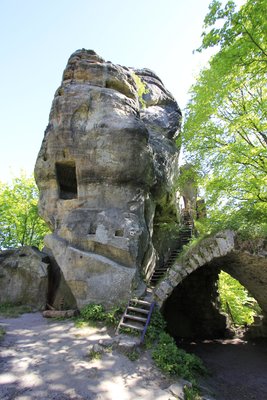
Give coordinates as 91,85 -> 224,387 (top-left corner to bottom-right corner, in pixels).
153,230 -> 267,338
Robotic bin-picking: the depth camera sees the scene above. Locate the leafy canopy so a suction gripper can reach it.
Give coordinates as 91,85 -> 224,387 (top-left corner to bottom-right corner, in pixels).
182,0 -> 267,237
0,174 -> 50,250
218,271 -> 261,325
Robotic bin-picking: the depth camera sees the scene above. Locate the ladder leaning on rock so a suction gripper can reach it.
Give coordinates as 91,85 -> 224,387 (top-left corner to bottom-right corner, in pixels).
115,299 -> 155,343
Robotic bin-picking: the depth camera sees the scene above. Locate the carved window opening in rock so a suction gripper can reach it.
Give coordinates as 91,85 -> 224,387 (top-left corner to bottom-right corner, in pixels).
115,229 -> 124,237
56,162 -> 77,200
88,223 -> 97,235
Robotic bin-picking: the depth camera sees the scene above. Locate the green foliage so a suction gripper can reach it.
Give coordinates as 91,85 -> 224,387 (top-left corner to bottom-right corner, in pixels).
78,303 -> 124,327
183,0 -> 267,237
145,307 -> 167,348
218,271 -> 262,326
87,350 -> 102,360
0,302 -> 34,318
104,305 -> 124,326
145,308 -> 206,384
0,174 -> 50,250
184,386 -> 202,400
152,332 -> 206,380
80,303 -> 106,321
126,349 -> 140,361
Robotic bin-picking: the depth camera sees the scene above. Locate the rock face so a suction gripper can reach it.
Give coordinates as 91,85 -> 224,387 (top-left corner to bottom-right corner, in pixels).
0,246 -> 49,309
35,49 -> 181,308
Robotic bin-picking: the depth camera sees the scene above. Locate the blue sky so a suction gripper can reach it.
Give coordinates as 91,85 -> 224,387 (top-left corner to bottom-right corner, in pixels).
0,0 -> 241,182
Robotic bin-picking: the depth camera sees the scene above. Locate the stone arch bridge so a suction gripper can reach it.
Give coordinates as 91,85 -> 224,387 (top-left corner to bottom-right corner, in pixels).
153,230 -> 267,338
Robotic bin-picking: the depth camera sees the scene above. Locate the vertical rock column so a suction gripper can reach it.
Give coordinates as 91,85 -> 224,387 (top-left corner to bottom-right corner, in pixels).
35,49 -> 181,308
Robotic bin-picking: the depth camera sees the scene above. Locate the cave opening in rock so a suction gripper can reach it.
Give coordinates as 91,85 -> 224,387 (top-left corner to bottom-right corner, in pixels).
162,264 -> 262,341
56,162 -> 77,200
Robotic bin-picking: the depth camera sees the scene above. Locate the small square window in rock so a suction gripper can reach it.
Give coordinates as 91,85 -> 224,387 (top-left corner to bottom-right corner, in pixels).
88,223 -> 97,235
56,162 -> 77,200
115,229 -> 124,237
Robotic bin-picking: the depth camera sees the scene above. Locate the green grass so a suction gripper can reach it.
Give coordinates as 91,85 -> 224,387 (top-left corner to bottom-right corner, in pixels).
0,302 -> 34,318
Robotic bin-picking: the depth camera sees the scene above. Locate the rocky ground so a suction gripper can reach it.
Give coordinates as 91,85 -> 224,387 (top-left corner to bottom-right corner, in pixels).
0,313 -> 178,400
1,312 -> 267,400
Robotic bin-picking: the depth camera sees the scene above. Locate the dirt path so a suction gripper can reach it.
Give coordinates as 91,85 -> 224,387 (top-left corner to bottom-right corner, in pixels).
0,313 -> 173,400
180,337 -> 267,400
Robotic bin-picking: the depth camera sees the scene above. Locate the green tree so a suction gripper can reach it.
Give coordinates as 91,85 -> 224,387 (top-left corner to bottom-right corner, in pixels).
218,271 -> 261,326
182,0 -> 267,236
0,175 -> 50,250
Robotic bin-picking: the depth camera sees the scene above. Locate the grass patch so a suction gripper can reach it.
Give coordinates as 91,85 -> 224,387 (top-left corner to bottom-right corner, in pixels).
87,350 -> 102,360
126,349 -> 140,361
0,303 -> 34,318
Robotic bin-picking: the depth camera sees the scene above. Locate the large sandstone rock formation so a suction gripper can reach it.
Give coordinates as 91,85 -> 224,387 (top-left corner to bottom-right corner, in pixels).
35,49 -> 181,308
0,246 -> 49,308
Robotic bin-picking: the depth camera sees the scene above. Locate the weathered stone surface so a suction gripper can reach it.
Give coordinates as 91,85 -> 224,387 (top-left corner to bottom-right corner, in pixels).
0,246 -> 49,308
35,49 -> 181,308
167,379 -> 192,400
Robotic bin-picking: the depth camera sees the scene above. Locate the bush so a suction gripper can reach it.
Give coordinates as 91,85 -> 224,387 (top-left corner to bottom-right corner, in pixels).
145,308 -> 166,348
80,303 -> 106,321
78,303 -> 124,327
152,332 -> 206,381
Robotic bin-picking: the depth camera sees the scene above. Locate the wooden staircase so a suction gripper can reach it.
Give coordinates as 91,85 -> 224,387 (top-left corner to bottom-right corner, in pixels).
115,299 -> 155,343
149,216 -> 194,286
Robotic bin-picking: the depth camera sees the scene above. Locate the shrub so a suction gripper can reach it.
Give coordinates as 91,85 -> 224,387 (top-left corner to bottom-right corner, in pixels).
77,303 -> 125,327
145,307 -> 166,348
152,332 -> 206,381
126,349 -> 140,361
80,303 -> 106,321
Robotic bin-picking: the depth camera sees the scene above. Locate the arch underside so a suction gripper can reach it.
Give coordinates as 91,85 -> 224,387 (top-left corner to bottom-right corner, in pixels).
154,232 -> 267,339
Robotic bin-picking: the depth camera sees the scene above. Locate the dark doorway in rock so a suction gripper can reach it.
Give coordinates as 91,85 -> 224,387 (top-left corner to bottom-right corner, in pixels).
56,162 -> 77,199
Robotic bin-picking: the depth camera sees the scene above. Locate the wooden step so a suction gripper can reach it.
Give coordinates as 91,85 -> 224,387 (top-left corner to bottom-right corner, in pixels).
127,306 -> 149,314
130,299 -> 151,306
120,322 -> 144,331
125,314 -> 147,323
